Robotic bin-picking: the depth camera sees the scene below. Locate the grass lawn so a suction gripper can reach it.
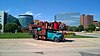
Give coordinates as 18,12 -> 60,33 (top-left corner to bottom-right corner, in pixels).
0,33 -> 32,39
0,33 -> 97,39
64,35 -> 97,38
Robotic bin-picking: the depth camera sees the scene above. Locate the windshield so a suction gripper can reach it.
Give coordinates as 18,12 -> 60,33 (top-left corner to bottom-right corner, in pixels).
52,31 -> 57,33
56,33 -> 62,35
48,30 -> 57,33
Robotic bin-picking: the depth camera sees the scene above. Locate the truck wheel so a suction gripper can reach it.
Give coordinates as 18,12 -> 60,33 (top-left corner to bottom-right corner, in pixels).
34,36 -> 39,40
54,38 -> 59,42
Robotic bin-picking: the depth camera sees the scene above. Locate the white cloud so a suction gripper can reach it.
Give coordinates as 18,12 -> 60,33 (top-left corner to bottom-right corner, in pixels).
70,15 -> 80,18
21,11 -> 42,18
89,14 -> 95,16
14,15 -> 18,18
86,13 -> 95,16
4,8 -> 11,13
33,13 -> 42,20
20,11 -> 42,19
24,11 -> 33,15
34,13 -> 42,18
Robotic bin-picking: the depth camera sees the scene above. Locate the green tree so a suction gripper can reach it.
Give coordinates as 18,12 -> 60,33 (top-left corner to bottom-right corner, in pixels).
5,23 -> 18,33
0,24 -> 2,30
0,24 -> 2,33
85,28 -> 89,32
69,26 -> 78,32
78,25 -> 84,32
88,24 -> 96,31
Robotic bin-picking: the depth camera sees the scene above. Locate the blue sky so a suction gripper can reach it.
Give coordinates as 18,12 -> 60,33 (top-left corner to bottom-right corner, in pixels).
0,0 -> 100,21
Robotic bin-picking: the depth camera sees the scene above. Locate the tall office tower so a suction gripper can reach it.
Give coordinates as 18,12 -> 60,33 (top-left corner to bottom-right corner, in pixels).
80,14 -> 94,28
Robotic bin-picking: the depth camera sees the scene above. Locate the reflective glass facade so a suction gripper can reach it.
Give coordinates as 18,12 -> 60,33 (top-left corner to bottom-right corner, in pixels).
0,11 -> 21,32
18,15 -> 33,28
55,12 -> 80,26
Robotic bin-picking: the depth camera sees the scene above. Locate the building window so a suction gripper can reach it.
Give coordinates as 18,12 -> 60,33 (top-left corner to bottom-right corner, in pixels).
0,16 -> 1,19
0,17 -> 1,21
0,21 -> 1,24
0,18 -> 1,20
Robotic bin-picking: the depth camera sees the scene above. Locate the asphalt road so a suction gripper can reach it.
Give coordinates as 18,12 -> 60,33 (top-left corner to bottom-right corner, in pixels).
0,38 -> 100,56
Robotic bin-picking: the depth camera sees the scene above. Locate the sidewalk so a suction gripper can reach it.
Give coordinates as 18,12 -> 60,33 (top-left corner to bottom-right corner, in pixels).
93,31 -> 100,34
74,32 -> 100,38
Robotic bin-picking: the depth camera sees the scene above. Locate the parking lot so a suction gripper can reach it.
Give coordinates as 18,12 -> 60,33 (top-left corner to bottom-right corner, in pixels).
0,38 -> 100,56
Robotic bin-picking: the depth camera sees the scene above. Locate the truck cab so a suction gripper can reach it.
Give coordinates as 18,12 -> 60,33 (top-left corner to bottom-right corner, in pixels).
47,30 -> 64,42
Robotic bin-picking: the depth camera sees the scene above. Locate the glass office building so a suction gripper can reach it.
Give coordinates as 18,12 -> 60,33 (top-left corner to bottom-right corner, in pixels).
0,11 -> 21,33
18,15 -> 33,29
55,12 -> 80,26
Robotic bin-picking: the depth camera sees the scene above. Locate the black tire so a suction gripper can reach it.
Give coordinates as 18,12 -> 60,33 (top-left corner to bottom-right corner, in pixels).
60,38 -> 65,42
54,37 -> 59,42
34,35 -> 39,40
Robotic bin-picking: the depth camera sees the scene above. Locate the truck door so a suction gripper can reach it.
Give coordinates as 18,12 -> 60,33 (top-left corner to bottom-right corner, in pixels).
47,30 -> 54,39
